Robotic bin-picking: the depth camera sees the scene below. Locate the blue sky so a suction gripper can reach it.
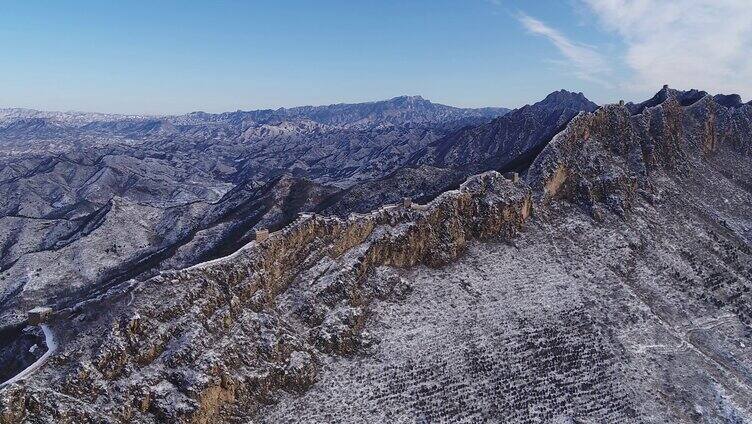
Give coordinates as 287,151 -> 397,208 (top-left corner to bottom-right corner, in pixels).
1,1 -> 750,114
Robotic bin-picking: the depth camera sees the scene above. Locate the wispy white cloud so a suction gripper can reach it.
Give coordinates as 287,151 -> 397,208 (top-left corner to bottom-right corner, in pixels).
518,13 -> 612,86
582,0 -> 752,97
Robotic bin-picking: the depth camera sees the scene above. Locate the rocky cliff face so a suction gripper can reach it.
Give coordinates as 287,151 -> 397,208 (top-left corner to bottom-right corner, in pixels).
529,89 -> 752,220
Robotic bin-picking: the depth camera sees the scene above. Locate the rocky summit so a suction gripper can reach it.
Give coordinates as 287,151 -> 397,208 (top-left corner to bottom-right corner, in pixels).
1,88 -> 752,423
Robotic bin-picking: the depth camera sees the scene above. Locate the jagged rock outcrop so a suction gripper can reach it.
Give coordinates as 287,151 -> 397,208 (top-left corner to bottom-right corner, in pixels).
529,87 -> 752,219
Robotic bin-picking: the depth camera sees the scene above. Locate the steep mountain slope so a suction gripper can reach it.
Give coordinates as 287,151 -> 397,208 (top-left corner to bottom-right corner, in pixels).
0,172 -> 337,319
1,88 -> 751,423
413,90 -> 598,174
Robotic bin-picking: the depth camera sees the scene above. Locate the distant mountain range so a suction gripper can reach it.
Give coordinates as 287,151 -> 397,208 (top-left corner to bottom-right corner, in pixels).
0,96 -> 508,133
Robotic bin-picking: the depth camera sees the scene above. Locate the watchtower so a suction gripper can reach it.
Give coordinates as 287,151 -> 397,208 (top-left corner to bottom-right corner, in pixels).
503,172 -> 519,183
28,306 -> 53,325
255,228 -> 270,242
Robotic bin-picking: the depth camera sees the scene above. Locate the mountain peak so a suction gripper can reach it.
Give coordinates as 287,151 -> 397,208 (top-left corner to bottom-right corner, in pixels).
713,93 -> 744,108
536,89 -> 596,111
387,95 -> 428,105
